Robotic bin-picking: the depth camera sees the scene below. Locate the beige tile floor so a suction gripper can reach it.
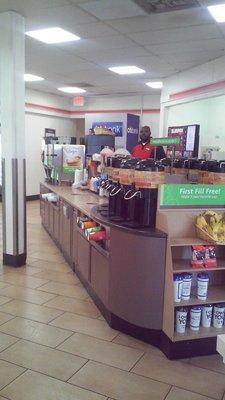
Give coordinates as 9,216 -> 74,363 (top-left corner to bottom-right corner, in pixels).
0,201 -> 223,399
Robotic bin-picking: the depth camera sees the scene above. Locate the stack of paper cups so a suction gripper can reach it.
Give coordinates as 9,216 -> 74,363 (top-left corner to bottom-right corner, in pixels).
190,306 -> 202,331
176,308 -> 188,334
181,273 -> 192,301
173,274 -> 183,303
213,304 -> 225,329
202,305 -> 213,328
197,273 -> 209,301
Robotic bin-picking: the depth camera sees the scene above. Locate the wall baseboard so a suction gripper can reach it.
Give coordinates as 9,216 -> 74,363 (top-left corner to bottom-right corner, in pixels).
26,195 -> 40,201
0,195 -> 40,202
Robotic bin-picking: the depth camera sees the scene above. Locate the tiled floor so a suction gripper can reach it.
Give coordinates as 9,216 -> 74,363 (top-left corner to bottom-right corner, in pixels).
0,201 -> 223,399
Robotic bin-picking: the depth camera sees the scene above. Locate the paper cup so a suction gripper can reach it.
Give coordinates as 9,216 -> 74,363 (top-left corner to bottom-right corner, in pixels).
202,305 -> 213,328
176,308 -> 188,334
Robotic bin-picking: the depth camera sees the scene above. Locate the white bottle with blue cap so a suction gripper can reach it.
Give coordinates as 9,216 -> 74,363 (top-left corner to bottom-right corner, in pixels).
181,273 -> 192,301
197,272 -> 209,301
190,306 -> 202,331
173,274 -> 183,303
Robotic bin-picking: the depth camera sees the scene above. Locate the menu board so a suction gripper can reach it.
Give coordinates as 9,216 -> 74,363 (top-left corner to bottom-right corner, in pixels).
167,125 -> 199,158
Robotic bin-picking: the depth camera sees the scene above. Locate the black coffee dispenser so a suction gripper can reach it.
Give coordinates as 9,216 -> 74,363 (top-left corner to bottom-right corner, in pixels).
108,156 -> 128,220
124,159 -> 165,228
110,158 -> 139,222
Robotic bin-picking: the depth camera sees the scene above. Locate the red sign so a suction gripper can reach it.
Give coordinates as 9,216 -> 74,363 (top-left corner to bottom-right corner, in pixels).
73,96 -> 84,106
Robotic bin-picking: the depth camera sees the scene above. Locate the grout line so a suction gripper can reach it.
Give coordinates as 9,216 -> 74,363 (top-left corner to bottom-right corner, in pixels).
0,369 -> 28,394
128,352 -> 145,372
66,359 -> 89,382
163,385 -> 173,400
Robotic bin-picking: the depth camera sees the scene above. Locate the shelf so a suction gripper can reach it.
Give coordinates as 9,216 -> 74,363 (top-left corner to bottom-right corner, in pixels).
170,237 -> 212,246
174,285 -> 225,307
173,325 -> 225,341
173,258 -> 225,273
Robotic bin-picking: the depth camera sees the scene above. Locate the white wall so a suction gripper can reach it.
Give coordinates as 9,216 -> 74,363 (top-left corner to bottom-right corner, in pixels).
25,112 -> 75,196
23,90 -> 160,195
83,94 -> 161,148
160,55 -> 225,150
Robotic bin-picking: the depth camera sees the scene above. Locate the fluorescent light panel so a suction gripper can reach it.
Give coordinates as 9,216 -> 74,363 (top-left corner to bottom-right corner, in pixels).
24,74 -> 44,82
146,81 -> 163,89
58,87 -> 86,94
208,4 -> 225,22
108,66 -> 145,75
26,27 -> 80,44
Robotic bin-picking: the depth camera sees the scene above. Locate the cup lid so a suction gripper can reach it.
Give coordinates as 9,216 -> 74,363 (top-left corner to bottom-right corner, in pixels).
174,274 -> 183,281
182,273 -> 192,279
197,272 -> 209,279
191,306 -> 202,310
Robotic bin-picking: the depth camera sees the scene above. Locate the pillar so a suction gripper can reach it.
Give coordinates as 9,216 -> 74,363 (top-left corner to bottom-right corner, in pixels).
0,12 -> 26,267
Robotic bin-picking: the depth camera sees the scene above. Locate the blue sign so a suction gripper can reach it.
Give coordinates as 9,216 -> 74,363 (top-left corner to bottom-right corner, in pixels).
126,114 -> 140,153
92,122 -> 123,137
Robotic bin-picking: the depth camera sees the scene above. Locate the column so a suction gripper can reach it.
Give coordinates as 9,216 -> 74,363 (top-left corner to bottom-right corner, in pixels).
0,12 -> 26,267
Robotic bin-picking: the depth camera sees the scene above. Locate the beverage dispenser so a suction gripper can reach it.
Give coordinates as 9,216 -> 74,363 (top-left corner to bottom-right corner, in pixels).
124,159 -> 165,228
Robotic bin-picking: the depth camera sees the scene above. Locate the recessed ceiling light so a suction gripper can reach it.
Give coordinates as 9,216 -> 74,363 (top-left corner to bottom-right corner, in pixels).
26,27 -> 80,44
208,4 -> 225,23
24,74 -> 44,82
146,81 -> 163,89
108,66 -> 145,75
58,87 -> 86,94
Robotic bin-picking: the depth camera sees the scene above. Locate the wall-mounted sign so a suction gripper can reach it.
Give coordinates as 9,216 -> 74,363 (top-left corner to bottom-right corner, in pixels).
150,137 -> 181,146
160,184 -> 225,207
62,145 -> 85,173
126,113 -> 140,153
73,96 -> 84,106
92,122 -> 123,137
45,128 -> 56,137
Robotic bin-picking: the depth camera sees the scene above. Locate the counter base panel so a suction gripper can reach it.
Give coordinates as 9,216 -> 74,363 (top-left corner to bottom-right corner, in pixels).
161,332 -> 217,360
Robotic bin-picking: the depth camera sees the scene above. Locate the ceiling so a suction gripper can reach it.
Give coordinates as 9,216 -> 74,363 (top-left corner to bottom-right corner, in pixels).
0,0 -> 224,97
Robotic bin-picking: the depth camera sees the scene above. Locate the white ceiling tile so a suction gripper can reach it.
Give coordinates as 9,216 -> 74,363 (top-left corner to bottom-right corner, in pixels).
0,0 -> 70,16
128,24 -> 223,46
159,50 -> 225,64
25,4 -> 97,31
55,34 -> 137,56
79,0 -> 147,20
67,22 -> 119,39
146,38 -> 225,55
73,46 -> 150,63
106,7 -> 214,34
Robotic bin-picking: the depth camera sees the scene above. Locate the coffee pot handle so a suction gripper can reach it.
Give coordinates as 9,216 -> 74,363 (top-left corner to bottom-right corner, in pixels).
124,190 -> 141,200
110,187 -> 122,197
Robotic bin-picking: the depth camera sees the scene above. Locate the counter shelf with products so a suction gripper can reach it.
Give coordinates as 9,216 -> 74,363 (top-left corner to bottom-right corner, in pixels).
41,182 -> 225,359
157,185 -> 225,358
40,183 -> 167,353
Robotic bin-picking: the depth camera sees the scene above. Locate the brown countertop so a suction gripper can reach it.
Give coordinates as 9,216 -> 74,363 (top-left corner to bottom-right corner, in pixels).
41,182 -> 107,215
41,182 -> 167,238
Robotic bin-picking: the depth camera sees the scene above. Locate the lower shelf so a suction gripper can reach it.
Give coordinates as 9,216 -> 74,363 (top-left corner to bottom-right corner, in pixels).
174,325 -> 225,341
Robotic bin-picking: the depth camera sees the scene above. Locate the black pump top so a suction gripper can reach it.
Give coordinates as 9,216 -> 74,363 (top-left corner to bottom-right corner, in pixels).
111,156 -> 129,168
120,158 -> 140,169
135,158 -> 164,172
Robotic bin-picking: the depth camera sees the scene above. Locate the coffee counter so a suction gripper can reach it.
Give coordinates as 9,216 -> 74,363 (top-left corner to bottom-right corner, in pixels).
40,182 -> 168,354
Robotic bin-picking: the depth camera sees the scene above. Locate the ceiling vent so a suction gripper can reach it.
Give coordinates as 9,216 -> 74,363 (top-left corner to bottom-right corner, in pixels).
133,0 -> 200,13
67,82 -> 94,88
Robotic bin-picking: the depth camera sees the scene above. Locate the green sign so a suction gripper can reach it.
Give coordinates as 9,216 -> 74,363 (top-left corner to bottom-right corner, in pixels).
150,136 -> 181,146
161,184 -> 225,207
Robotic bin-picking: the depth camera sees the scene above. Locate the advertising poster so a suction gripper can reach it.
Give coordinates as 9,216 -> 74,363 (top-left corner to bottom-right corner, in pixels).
126,113 -> 140,153
62,145 -> 85,173
92,122 -> 123,137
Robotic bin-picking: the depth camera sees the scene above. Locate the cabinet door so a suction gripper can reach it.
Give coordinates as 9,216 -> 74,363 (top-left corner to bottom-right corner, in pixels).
53,206 -> 60,244
72,211 -> 78,266
91,247 -> 109,305
77,233 -> 91,281
61,202 -> 73,259
43,201 -> 50,229
49,204 -> 54,235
